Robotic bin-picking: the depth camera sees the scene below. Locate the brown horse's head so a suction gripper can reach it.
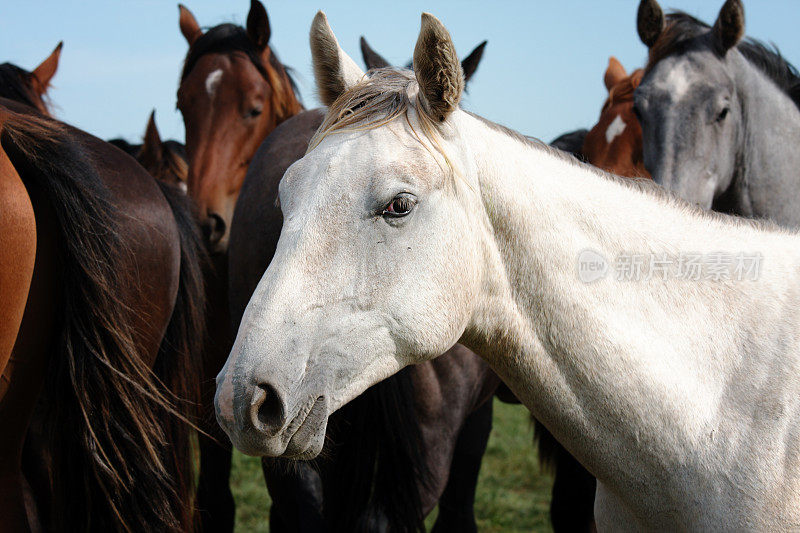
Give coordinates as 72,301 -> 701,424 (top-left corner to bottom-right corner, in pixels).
177,1 -> 302,252
582,57 -> 649,178
138,111 -> 189,190
0,42 -> 62,116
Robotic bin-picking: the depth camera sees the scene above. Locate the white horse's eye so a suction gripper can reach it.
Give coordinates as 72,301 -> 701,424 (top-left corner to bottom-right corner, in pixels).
382,194 -> 416,217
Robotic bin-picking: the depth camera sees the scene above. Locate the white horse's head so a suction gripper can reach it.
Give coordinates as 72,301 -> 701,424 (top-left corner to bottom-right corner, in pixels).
216,12 -> 486,458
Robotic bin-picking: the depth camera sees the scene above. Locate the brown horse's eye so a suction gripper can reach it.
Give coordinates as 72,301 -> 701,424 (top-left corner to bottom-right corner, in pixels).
382,195 -> 415,218
247,107 -> 262,118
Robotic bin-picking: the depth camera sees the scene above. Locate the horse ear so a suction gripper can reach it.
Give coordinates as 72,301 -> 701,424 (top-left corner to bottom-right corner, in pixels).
247,0 -> 271,50
359,37 -> 390,70
604,56 -> 628,91
713,0 -> 744,54
178,4 -> 203,45
413,13 -> 463,122
31,41 -> 62,96
139,111 -> 163,170
310,12 -> 365,107
637,0 -> 664,48
461,40 -> 487,83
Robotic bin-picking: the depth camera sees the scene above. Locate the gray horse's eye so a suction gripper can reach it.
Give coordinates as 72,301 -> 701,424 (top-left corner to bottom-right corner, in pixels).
716,107 -> 730,123
382,194 -> 416,217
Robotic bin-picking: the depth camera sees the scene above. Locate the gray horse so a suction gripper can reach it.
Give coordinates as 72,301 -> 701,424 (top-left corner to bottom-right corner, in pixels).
634,0 -> 800,226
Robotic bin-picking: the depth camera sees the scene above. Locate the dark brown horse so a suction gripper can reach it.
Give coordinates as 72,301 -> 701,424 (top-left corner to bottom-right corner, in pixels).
226,39 -> 496,531
0,49 -> 205,532
109,111 -> 189,189
176,3 -> 303,531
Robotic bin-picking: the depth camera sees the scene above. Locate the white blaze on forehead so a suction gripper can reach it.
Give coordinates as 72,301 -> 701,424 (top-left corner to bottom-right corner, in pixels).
205,68 -> 223,97
663,62 -> 692,100
605,114 -> 627,144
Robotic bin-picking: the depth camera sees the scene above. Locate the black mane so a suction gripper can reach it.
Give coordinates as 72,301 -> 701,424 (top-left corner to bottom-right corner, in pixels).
180,23 -> 299,99
647,12 -> 800,108
0,63 -> 42,110
181,23 -> 267,81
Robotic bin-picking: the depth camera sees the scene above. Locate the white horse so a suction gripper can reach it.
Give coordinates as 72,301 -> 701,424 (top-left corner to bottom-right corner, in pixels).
216,11 -> 800,530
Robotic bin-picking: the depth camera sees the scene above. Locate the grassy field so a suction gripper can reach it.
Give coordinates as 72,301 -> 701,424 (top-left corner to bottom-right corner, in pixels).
230,399 -> 554,532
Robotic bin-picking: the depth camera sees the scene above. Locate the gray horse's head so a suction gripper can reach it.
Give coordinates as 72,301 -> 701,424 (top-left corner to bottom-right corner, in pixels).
634,0 -> 745,208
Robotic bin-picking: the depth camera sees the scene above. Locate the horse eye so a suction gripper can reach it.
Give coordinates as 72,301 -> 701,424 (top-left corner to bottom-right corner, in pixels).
247,107 -> 262,118
716,107 -> 729,122
382,195 -> 415,218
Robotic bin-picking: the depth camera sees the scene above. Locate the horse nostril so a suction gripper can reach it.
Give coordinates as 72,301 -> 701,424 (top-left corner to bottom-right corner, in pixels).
202,212 -> 226,247
254,382 -> 286,432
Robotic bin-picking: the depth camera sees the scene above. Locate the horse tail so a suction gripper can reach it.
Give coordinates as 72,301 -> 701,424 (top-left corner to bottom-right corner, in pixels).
152,180 -> 207,530
0,112 -> 189,532
322,367 -> 432,532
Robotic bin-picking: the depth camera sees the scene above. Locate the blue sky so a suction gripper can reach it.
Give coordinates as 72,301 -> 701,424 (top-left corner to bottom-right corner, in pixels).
1,1 -> 798,144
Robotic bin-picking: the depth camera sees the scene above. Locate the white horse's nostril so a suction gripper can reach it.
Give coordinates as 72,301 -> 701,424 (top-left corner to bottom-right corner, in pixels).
251,382 -> 287,434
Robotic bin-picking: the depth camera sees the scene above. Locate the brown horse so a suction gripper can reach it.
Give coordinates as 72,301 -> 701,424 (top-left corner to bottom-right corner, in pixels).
176,2 -> 303,531
109,111 -> 189,189
226,38 -> 495,531
541,57 -> 650,533
582,57 -> 649,178
178,0 -> 302,251
0,49 -> 205,532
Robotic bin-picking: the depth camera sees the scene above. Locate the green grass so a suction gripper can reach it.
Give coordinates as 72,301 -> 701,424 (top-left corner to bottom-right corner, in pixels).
230,399 -> 553,532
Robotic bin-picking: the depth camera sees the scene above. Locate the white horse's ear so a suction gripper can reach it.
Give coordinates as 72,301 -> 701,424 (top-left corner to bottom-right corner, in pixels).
310,11 -> 365,107
413,13 -> 463,122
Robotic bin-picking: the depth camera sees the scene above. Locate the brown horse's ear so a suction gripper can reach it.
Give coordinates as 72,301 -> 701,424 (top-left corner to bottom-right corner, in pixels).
139,111 -> 163,170
359,37 -> 390,70
178,4 -> 203,45
637,0 -> 664,48
31,42 -> 62,96
310,11 -> 365,107
413,13 -> 463,122
713,0 -> 744,54
461,40 -> 487,83
247,0 -> 271,50
604,57 -> 628,91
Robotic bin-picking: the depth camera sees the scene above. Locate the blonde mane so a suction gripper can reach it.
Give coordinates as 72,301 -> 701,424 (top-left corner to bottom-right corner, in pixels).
308,68 -> 457,177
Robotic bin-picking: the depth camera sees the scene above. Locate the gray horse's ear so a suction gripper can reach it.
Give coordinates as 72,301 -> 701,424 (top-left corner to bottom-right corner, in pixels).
360,37 -> 390,70
310,11 -> 365,107
246,0 -> 271,50
461,40 -> 487,83
637,0 -> 664,48
713,0 -> 744,54
413,13 -> 464,122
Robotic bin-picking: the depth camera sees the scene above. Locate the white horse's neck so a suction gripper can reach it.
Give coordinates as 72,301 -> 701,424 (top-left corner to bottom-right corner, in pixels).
453,111 -> 800,526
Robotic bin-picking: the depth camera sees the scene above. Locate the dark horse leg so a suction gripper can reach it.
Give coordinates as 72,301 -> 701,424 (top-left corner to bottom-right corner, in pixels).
196,256 -> 236,533
262,459 -> 325,532
535,420 -> 597,532
549,450 -> 597,532
431,399 -> 493,533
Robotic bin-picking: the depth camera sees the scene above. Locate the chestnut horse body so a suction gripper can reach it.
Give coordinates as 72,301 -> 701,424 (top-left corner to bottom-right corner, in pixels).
0,48 -> 204,532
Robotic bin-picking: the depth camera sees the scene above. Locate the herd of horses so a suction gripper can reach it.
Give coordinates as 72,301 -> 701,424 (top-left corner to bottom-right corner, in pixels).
1,0 -> 799,530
